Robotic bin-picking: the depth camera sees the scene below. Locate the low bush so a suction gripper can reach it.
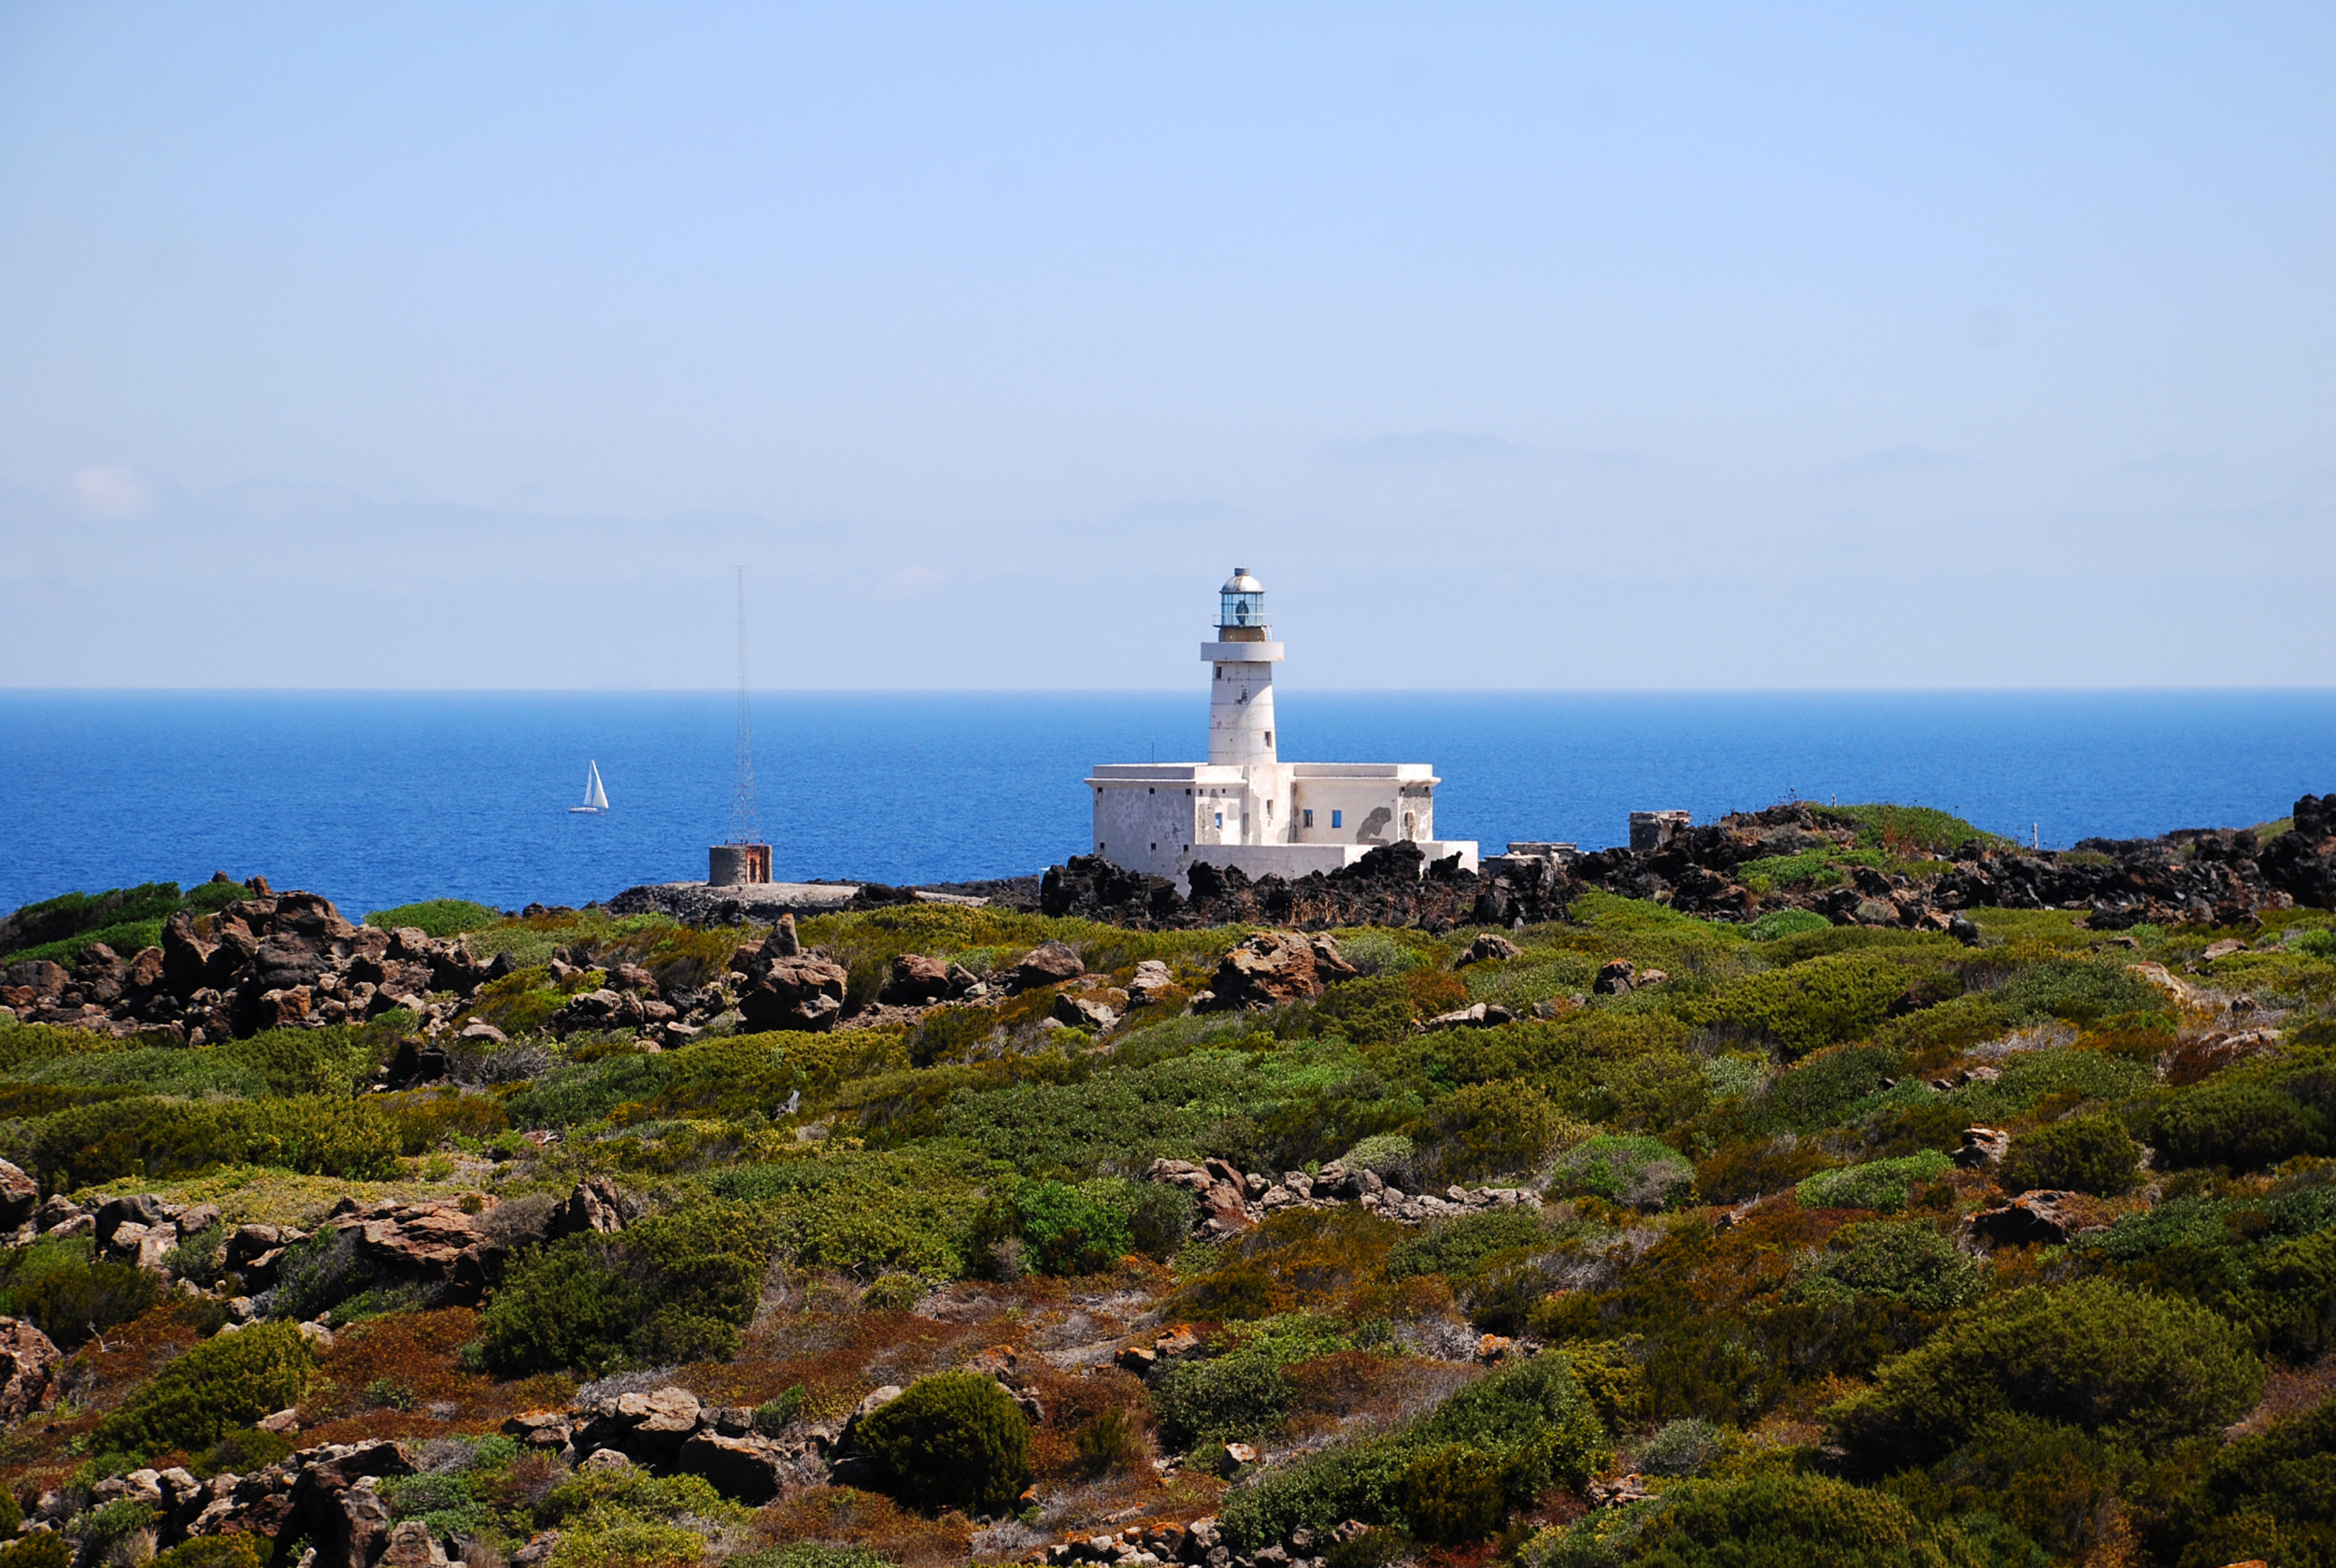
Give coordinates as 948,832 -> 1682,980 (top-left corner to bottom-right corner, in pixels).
1637,1418 -> 1727,1477
1153,1348 -> 1293,1451
1548,1135 -> 1694,1211
93,1322 -> 312,1455
2151,1068 -> 2333,1172
150,1538 -> 265,1568
1796,1150 -> 1952,1213
1013,1178 -> 1135,1276
1824,1279 -> 2262,1473
2158,1390 -> 2336,1568
1386,1207 -> 1553,1281
1219,1353 -> 1608,1549
362,899 -> 500,937
1998,1112 -> 2141,1195
1416,1080 -> 1566,1184
1787,1222 -> 1981,1315
1532,1472 -> 1987,1568
1682,951 -> 1935,1060
0,1238 -> 163,1349
856,1372 -> 1032,1516
480,1202 -> 775,1375
1074,1406 -> 1148,1475
1396,1444 -> 1507,1544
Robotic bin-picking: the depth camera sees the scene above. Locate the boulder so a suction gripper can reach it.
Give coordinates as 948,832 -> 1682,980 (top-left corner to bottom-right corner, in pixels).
1592,960 -> 1636,996
736,955 -> 849,1033
1051,993 -> 1118,1032
552,1177 -> 628,1238
325,1200 -> 501,1301
1126,959 -> 1175,1005
0,1160 -> 36,1235
1458,933 -> 1521,966
1970,1190 -> 2079,1247
1012,941 -> 1087,989
377,1520 -> 450,1567
1200,930 -> 1358,1010
582,1386 -> 702,1455
95,1193 -> 178,1249
676,1431 -> 791,1504
882,953 -> 953,1005
1952,1126 -> 2010,1170
0,1319 -> 60,1421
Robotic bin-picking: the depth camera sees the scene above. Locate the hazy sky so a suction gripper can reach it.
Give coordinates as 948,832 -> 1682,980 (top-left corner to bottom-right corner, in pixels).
3,4 -> 2331,689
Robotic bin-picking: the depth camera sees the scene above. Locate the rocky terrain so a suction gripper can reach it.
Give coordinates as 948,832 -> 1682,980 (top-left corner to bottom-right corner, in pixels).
0,795 -> 2329,1568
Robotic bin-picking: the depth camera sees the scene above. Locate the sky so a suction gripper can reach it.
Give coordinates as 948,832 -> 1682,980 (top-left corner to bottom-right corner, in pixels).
2,3 -> 2332,690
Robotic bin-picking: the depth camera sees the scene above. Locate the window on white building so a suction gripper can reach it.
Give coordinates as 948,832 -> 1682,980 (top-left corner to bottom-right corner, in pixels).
1215,812 -> 1223,828
1303,809 -> 1314,828
1332,809 -> 1343,828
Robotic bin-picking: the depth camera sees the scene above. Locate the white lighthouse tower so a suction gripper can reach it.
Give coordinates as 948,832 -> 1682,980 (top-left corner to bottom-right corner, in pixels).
1085,569 -> 1478,890
1206,568 -> 1284,768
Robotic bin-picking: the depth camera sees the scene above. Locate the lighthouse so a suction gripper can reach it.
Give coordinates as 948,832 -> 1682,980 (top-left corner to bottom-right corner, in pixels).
1085,569 -> 1477,890
1206,568 -> 1283,768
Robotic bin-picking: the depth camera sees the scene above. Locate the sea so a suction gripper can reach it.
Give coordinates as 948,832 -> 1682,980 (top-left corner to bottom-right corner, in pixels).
4,690 -> 2334,921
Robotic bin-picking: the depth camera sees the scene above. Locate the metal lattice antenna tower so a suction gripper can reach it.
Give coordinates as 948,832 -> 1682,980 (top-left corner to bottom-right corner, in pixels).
729,565 -> 759,845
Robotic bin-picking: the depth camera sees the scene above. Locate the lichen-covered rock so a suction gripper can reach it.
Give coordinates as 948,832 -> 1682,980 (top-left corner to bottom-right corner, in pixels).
1199,930 -> 1357,1010
0,1319 -> 60,1421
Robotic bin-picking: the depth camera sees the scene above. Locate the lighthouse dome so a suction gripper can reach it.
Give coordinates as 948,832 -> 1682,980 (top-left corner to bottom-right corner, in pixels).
1219,567 -> 1267,631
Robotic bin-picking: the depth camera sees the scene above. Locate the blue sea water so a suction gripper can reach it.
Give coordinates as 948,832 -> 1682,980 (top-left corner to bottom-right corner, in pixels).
3,690 -> 2334,920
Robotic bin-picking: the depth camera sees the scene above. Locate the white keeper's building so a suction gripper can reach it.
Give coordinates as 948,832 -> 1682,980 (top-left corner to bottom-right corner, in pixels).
1087,570 -> 1479,891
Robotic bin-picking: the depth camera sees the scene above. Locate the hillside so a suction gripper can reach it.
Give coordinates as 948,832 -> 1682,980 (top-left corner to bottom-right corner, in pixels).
0,802 -> 2331,1568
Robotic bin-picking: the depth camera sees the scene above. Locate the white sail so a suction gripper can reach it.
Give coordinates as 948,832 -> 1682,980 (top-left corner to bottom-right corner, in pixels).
584,760 -> 608,811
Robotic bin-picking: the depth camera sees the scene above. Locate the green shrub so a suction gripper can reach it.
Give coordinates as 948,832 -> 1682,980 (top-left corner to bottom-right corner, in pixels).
480,1203 -> 775,1376
1153,1350 -> 1293,1450
1417,1080 -> 1565,1184
1547,1136 -> 1694,1211
1386,1207 -> 1553,1281
1746,908 -> 1833,942
0,1239 -> 163,1349
856,1372 -> 1032,1516
726,1548 -> 892,1568
2160,1390 -> 2336,1568
149,1533 -> 266,1567
1824,1279 -> 2263,1473
1637,1418 -> 1726,1477
1313,976 -> 1421,1046
1014,1178 -> 1135,1276
1074,1406 -> 1147,1475
1397,1445 -> 1507,1544
1993,958 -> 2168,1027
193,1427 -> 293,1479
1787,1222 -> 1981,1315
1341,1133 -> 1416,1183
0,1534 -> 71,1568
1683,952 -> 1932,1059
862,1273 -> 925,1313
1796,1150 -> 1952,1213
2151,1073 -> 2332,1171
363,899 -> 500,937
1998,1112 -> 2141,1195
1533,1472 -> 1987,1568
705,1148 -> 986,1278
1129,1182 -> 1197,1261
1219,1353 -> 1608,1549
1337,932 -> 1429,978
93,1322 -> 312,1455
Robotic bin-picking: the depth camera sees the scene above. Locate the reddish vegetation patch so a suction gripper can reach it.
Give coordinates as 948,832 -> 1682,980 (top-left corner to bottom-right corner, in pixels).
2230,1347 -> 2336,1440
301,1307 -> 570,1445
757,1485 -> 976,1568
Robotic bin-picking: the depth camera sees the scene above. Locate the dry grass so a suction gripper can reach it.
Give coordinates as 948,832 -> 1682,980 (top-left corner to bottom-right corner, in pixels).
754,1486 -> 976,1568
301,1307 -> 572,1443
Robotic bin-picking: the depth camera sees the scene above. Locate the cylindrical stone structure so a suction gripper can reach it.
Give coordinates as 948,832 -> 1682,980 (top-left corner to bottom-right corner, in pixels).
1204,567 -> 1285,773
709,844 -> 772,886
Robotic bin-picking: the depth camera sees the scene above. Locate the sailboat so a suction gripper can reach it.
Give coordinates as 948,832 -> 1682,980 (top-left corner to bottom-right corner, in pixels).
570,760 -> 609,814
